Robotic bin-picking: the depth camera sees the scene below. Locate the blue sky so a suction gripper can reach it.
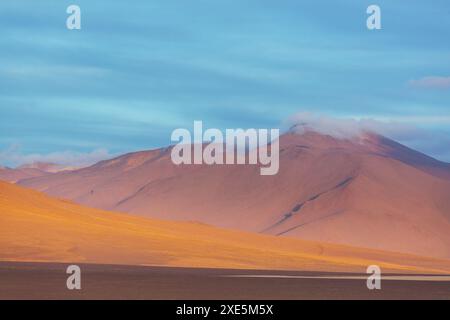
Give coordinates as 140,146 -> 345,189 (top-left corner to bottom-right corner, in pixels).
0,0 -> 449,166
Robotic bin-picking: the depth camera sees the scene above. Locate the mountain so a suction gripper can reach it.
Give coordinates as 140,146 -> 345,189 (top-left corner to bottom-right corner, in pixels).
19,130 -> 450,259
5,180 -> 450,273
18,162 -> 79,173
0,162 -> 78,183
0,166 -> 49,183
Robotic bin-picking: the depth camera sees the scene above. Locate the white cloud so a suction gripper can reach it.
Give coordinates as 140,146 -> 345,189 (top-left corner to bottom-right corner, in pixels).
408,76 -> 450,89
287,112 -> 450,162
287,112 -> 422,140
0,146 -> 114,168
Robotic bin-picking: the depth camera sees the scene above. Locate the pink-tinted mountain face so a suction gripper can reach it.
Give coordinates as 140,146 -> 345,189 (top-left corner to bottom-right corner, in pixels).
19,131 -> 450,259
0,162 -> 78,183
0,167 -> 48,183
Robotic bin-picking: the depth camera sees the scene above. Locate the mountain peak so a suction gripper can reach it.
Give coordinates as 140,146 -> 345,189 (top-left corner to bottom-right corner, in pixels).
289,121 -> 380,138
281,127 -> 379,152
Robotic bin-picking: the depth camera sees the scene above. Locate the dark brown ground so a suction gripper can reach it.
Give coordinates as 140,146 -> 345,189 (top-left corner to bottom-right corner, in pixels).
0,262 -> 449,300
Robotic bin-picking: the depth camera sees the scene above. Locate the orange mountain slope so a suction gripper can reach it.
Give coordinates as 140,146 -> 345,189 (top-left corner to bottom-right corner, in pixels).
1,181 -> 450,274
19,131 -> 450,259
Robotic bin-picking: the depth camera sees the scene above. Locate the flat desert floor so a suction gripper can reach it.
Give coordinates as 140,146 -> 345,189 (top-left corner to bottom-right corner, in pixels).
1,262 -> 450,300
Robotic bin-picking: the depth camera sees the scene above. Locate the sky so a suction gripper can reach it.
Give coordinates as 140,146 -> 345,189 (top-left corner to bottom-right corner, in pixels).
0,0 -> 449,167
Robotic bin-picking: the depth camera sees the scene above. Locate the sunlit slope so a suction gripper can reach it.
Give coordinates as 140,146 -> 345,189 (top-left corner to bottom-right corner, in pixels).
1,181 -> 450,274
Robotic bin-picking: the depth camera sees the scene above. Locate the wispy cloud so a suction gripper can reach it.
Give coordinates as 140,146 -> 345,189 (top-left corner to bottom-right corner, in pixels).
287,112 -> 450,162
408,76 -> 450,89
0,145 -> 114,168
287,112 -> 421,139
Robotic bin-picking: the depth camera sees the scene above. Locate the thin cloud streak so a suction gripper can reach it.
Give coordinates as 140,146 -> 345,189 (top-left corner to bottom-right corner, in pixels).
408,76 -> 450,89
0,145 -> 114,168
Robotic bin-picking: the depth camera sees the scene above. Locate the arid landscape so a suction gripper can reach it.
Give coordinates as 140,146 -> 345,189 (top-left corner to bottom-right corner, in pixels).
1,1 -> 449,301
1,129 -> 450,299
